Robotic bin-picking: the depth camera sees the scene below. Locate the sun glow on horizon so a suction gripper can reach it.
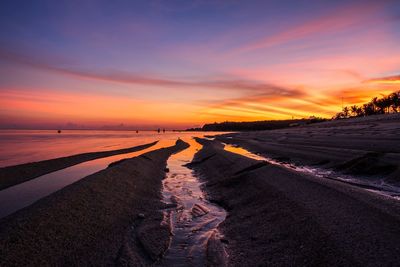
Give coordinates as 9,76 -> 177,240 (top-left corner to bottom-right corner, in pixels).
1,1 -> 399,129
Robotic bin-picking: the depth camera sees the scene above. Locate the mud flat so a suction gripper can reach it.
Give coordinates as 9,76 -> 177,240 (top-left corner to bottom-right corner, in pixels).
217,114 -> 400,186
0,141 -> 157,191
192,137 -> 400,266
0,140 -> 188,266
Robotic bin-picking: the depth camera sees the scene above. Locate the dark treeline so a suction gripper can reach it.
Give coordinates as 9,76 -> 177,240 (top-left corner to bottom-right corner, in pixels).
190,117 -> 326,132
335,91 -> 400,119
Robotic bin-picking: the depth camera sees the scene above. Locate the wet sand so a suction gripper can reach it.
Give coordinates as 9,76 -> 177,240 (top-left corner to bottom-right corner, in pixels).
0,141 -> 157,191
192,137 -> 400,266
217,114 -> 400,186
0,140 -> 188,266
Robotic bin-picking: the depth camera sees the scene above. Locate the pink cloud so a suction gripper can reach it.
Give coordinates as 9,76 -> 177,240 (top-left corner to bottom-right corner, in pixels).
365,74 -> 400,84
0,46 -> 304,98
232,2 -> 384,54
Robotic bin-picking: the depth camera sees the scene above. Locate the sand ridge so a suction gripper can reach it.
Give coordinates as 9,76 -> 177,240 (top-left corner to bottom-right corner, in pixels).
0,139 -> 188,266
0,141 -> 158,191
192,137 -> 400,266
217,114 -> 400,185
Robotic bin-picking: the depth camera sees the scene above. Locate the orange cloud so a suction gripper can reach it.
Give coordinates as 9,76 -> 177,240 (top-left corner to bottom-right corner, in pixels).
365,74 -> 400,84
197,82 -> 399,121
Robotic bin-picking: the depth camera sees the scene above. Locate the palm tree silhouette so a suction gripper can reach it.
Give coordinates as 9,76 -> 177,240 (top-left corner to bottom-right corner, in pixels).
342,106 -> 350,118
389,92 -> 399,112
350,105 -> 358,117
334,90 -> 400,119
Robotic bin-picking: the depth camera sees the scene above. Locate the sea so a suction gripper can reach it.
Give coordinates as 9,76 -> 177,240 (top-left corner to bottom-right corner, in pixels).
0,129 -> 218,168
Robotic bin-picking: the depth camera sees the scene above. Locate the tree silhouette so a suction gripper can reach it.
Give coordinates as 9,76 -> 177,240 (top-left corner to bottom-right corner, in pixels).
350,105 -> 358,117
334,90 -> 400,119
389,92 -> 399,112
342,106 -> 350,118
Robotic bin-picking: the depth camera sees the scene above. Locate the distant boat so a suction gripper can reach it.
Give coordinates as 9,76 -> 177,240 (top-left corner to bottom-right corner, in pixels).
57,130 -> 62,133
136,130 -> 139,133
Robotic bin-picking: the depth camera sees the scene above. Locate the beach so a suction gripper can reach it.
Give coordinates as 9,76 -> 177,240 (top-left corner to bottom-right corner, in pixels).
0,116 -> 400,266
3,1 -> 400,265
192,136 -> 400,266
217,114 -> 400,187
0,140 -> 189,266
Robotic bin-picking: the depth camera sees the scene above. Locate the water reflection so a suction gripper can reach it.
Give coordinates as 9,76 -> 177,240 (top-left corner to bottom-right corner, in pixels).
0,130 -> 223,167
0,132 -> 223,218
0,141 -> 169,218
157,138 -> 227,266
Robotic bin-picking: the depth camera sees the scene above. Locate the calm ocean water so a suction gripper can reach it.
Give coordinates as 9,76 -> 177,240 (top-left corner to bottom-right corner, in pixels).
0,130 -> 220,168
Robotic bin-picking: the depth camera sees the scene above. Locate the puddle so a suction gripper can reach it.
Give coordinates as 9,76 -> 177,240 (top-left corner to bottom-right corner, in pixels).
157,138 -> 227,266
223,143 -> 400,200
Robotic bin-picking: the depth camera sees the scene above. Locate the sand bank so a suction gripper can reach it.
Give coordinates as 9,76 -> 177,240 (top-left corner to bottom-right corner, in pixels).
0,141 -> 157,191
192,137 -> 400,266
218,114 -> 400,185
0,140 -> 188,266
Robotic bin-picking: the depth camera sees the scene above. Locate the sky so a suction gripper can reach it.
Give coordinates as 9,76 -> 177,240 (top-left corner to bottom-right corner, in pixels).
0,0 -> 399,129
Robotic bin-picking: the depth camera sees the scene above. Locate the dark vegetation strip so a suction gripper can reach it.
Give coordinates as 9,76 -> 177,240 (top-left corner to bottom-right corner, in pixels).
0,141 -> 158,191
187,118 -> 326,131
336,91 -> 400,119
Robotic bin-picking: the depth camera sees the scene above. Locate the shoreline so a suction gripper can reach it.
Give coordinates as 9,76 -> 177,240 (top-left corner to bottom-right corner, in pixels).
0,140 -> 188,266
216,114 -> 400,186
192,137 -> 400,266
0,115 -> 399,265
0,141 -> 158,191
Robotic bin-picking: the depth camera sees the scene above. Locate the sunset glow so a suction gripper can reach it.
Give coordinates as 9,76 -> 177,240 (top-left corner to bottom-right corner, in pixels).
1,0 -> 399,129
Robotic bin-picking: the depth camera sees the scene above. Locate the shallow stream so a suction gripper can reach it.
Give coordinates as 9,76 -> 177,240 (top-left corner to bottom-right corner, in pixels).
157,138 -> 227,266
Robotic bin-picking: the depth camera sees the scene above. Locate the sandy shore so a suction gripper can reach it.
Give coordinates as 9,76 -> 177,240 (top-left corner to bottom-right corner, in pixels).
217,114 -> 400,185
1,115 -> 399,266
0,141 -> 157,191
192,137 -> 400,266
0,140 -> 188,266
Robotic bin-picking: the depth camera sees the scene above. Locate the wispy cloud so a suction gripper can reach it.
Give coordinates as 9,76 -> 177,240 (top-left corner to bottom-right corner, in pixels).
0,46 -> 303,98
365,74 -> 400,84
197,81 -> 400,120
231,2 -> 384,54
